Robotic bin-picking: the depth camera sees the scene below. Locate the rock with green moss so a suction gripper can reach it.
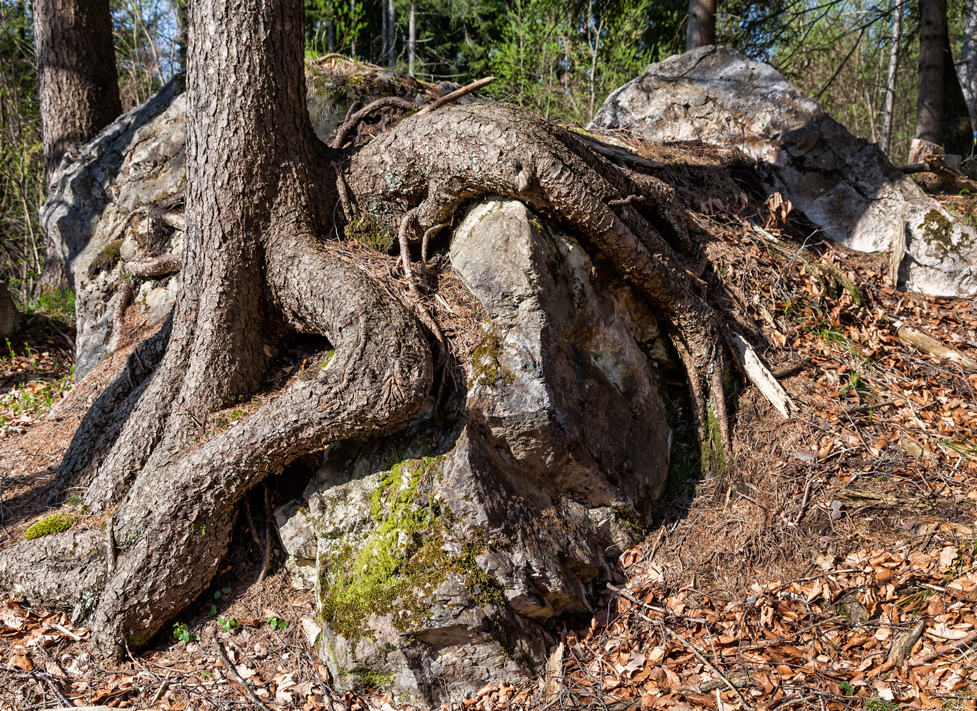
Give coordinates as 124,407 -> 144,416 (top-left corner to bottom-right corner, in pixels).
277,197 -> 671,705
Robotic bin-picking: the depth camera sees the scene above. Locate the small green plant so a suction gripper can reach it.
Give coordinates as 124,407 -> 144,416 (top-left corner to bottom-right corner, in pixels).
213,586 -> 230,600
267,616 -> 288,631
840,681 -> 855,696
229,409 -> 246,422
199,670 -> 213,680
865,699 -> 898,711
173,622 -> 199,644
24,512 -> 77,540
208,604 -> 218,616
217,616 -> 239,632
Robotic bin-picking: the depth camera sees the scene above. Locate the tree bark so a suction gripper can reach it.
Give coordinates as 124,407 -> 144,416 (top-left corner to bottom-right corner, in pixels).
409,1 -> 416,76
686,0 -> 717,51
34,0 -> 122,183
916,0 -> 945,145
881,0 -> 902,156
33,0 -> 122,293
960,0 -> 977,133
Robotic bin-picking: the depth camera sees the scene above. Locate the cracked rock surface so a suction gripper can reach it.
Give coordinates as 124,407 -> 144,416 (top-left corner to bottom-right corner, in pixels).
590,46 -> 977,297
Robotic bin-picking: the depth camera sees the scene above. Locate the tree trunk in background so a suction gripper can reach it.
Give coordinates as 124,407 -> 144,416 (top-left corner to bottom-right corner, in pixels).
960,0 -> 977,135
409,2 -> 416,76
686,0 -> 717,51
34,0 -> 122,293
34,0 -> 121,183
388,0 -> 397,67
350,0 -> 357,56
881,0 -> 902,156
916,0 -> 945,145
941,21 -> 972,156
381,0 -> 388,65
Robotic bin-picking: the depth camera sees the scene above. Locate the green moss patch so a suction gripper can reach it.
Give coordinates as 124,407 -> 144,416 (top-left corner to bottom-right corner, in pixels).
469,328 -> 513,389
86,240 -> 124,279
24,512 -> 77,540
319,455 -> 452,638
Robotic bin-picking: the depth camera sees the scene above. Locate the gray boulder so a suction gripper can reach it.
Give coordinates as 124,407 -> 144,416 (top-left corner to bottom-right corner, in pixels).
285,198 -> 670,705
590,46 -> 977,297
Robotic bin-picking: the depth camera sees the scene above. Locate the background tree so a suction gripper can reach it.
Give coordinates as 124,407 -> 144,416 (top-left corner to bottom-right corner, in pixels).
686,0 -> 717,49
34,0 -> 122,181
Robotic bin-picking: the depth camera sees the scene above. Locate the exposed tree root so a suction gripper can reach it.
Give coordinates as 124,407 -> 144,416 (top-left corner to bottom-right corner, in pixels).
1,69 -> 774,659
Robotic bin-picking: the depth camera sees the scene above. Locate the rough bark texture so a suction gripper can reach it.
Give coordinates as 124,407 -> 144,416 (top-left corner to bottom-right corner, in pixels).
685,0 -> 717,51
33,0 -> 123,292
34,0 -> 122,182
0,0 -> 431,657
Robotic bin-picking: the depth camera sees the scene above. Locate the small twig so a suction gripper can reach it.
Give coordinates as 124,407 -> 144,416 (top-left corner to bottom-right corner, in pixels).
415,76 -> 497,116
106,515 -> 116,575
258,486 -> 274,583
772,358 -> 811,379
909,630 -> 977,667
242,497 -> 262,550
52,623 -> 82,641
845,399 -> 895,415
793,475 -> 814,525
215,639 -> 273,711
149,673 -> 171,704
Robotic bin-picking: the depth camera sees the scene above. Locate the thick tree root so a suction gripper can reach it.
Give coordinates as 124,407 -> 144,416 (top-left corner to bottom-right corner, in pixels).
347,103 -> 734,449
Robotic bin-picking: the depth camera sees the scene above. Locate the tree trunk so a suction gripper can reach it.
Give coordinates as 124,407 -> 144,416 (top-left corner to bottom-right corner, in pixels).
350,0 -> 357,56
33,0 -> 122,293
686,0 -> 717,51
409,1 -> 416,76
34,0 -> 121,183
388,0 -> 397,67
916,0 -> 945,145
382,0 -> 389,65
960,0 -> 977,134
881,0 -> 902,156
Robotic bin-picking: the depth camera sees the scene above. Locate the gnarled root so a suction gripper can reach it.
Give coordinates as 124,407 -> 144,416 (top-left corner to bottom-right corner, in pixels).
347,103 -> 734,450
1,234 -> 432,658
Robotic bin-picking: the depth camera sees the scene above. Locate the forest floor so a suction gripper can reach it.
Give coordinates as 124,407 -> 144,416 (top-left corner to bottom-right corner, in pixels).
0,144 -> 975,711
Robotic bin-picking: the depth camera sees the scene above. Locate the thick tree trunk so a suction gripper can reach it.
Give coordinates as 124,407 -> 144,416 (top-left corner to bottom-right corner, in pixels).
686,0 -> 717,51
916,0 -> 946,145
0,0 -> 433,657
34,0 -> 121,183
34,0 -> 122,293
881,0 -> 902,156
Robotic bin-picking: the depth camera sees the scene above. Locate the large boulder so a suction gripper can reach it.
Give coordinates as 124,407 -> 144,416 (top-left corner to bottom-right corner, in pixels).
590,46 -> 977,298
276,198 -> 670,704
